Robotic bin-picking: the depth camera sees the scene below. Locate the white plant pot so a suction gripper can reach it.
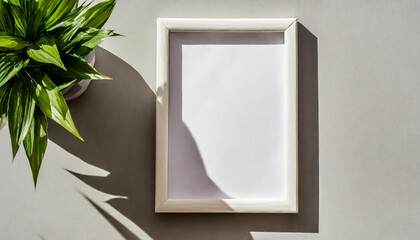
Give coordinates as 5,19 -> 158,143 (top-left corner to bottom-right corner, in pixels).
62,50 -> 96,101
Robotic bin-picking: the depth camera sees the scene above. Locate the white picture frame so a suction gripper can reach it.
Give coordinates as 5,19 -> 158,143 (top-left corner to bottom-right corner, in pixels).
156,18 -> 298,213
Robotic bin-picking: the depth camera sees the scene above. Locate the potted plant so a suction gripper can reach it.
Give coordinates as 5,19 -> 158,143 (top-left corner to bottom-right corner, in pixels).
0,0 -> 119,186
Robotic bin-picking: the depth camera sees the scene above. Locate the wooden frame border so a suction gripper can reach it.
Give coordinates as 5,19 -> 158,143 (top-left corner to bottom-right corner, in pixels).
156,18 -> 298,213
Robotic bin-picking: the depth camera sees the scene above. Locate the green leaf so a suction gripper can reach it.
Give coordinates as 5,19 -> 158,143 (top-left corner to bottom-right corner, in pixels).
0,1 -> 14,32
25,71 -> 83,141
58,79 -> 76,91
0,56 -> 29,88
40,0 -> 79,29
35,0 -> 49,9
48,1 -> 119,50
6,0 -> 21,6
48,5 -> 93,49
52,54 -> 111,80
0,85 -> 7,130
0,83 -> 9,113
25,2 -> 45,41
47,4 -> 90,32
82,0 -> 116,29
0,32 -> 29,50
8,3 -> 27,38
3,0 -> 42,40
67,28 -> 119,56
52,17 -> 85,50
23,107 -> 47,187
27,35 -> 66,70
6,79 -> 36,158
0,113 -> 6,131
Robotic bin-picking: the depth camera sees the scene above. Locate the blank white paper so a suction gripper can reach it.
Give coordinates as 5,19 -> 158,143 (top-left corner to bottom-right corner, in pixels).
168,32 -> 287,200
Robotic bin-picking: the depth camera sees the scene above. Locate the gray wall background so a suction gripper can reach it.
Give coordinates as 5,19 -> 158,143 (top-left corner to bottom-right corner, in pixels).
1,0 -> 420,239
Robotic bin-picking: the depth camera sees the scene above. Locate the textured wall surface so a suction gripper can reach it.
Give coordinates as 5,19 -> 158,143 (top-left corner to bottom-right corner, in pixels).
1,0 -> 420,239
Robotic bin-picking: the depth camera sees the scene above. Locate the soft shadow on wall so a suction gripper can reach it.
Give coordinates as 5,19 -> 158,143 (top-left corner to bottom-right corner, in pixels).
48,23 -> 318,240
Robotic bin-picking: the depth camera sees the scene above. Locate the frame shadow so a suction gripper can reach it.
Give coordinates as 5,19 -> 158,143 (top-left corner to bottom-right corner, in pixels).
48,22 -> 318,240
